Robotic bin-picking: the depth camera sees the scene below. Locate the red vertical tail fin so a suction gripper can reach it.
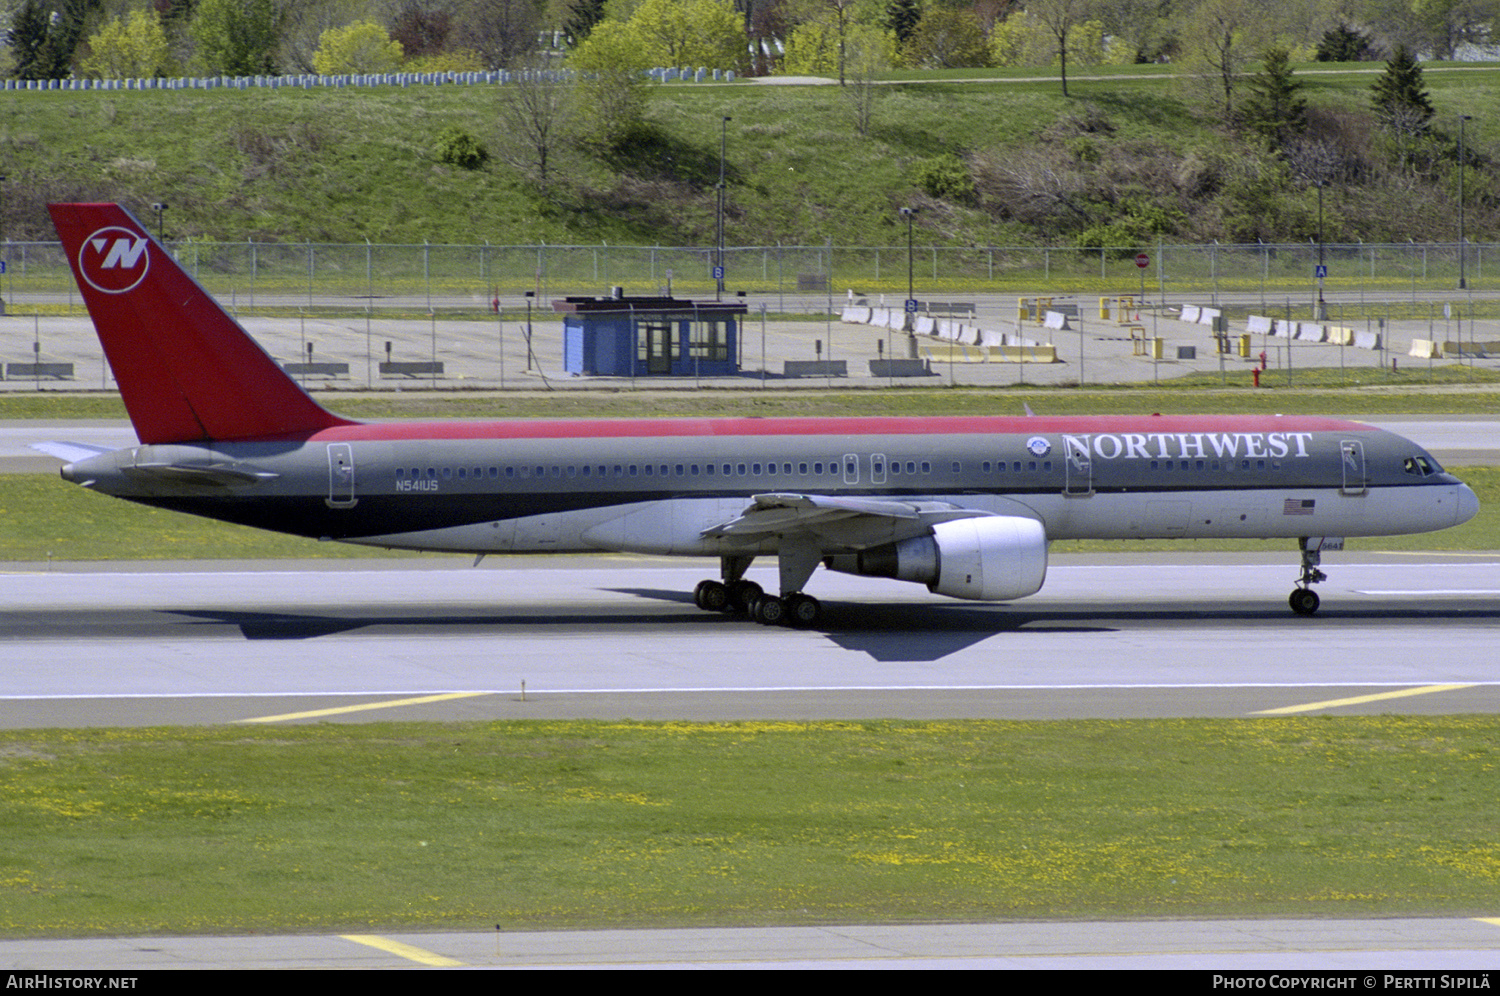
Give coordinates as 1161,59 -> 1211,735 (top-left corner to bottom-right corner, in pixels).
49,203 -> 354,444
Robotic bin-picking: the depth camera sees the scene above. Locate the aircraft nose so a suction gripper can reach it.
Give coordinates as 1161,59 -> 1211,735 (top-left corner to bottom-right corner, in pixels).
1456,483 -> 1480,527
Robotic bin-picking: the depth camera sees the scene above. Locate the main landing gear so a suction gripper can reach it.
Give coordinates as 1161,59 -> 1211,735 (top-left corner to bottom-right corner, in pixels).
1289,541 -> 1329,616
692,553 -> 824,628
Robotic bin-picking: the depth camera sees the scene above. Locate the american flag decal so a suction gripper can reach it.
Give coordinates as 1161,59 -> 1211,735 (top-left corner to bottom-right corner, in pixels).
1283,498 -> 1316,516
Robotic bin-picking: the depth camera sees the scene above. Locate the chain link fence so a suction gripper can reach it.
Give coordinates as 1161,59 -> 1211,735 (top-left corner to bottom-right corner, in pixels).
5,240 -> 1495,313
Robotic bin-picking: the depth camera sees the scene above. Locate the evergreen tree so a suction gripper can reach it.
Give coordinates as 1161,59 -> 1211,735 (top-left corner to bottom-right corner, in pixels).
8,0 -> 97,79
1241,47 -> 1307,149
1314,23 -> 1373,62
883,0 -> 921,45
564,0 -> 607,45
1371,46 -> 1435,134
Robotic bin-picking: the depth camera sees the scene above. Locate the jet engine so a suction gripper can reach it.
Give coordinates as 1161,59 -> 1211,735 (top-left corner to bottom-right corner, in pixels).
824,515 -> 1048,601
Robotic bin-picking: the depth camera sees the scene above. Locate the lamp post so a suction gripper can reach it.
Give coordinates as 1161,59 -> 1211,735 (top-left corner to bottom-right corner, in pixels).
1315,180 -> 1326,320
1459,114 -> 1472,290
900,207 -> 917,307
716,115 -> 731,301
150,202 -> 168,243
899,207 -> 918,362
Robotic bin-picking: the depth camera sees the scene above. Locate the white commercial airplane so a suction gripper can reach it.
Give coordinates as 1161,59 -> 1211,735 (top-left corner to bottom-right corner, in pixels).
41,203 -> 1479,625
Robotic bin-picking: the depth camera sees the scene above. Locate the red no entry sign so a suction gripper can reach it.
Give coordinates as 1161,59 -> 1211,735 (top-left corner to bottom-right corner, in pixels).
1135,253 -> 1149,268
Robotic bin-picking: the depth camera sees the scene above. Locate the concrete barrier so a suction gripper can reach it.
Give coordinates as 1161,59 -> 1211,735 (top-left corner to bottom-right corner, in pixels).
1272,319 -> 1295,337
1198,307 -> 1221,327
1293,322 -> 1325,342
1443,339 -> 1500,357
1246,315 -> 1273,334
1181,304 -> 1201,323
1408,339 -> 1442,359
784,360 -> 847,377
1043,311 -> 1071,331
840,306 -> 870,324
913,314 -> 936,336
1354,330 -> 1381,350
4,362 -> 74,380
869,358 -> 932,377
1325,326 -> 1354,346
380,361 -> 445,377
282,361 -> 350,377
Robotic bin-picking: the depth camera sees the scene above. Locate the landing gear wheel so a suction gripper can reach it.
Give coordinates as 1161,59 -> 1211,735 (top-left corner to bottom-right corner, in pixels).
727,580 -> 763,615
1289,588 -> 1320,616
751,594 -> 786,626
694,580 -> 729,612
785,593 -> 822,628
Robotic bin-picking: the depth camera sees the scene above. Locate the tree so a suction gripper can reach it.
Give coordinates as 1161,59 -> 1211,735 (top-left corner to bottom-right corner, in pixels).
568,18 -> 654,148
1371,45 -> 1435,133
564,0 -> 609,44
1408,0 -> 1500,60
80,8 -> 176,78
8,0 -> 98,80
312,20 -> 404,74
843,25 -> 896,135
1240,47 -> 1307,150
495,54 -> 573,192
1029,0 -> 1093,96
990,9 -> 1052,68
1314,22 -> 1374,62
882,0 -> 920,45
628,0 -> 748,71
1178,0 -> 1265,122
190,0 -> 280,76
903,7 -> 989,69
452,0 -> 545,69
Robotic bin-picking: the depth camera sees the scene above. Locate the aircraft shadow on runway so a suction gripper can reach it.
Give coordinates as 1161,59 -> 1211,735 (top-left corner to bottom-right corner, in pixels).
155,594 -> 1500,664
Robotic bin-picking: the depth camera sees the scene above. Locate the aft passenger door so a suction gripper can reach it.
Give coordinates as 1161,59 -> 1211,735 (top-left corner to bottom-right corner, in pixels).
327,443 -> 357,508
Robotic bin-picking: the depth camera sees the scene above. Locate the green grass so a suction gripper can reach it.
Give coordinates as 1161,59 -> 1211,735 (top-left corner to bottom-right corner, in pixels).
2,717 -> 1498,937
7,60 -> 1500,252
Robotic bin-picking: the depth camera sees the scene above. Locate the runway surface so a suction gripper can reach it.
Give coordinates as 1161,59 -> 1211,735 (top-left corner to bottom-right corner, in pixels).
2,553 -> 1498,727
4,918 -> 1500,969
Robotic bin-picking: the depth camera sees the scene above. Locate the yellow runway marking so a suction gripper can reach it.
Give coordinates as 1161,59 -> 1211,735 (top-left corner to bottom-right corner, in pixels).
341,934 -> 464,966
1253,684 -> 1475,715
238,691 -> 491,724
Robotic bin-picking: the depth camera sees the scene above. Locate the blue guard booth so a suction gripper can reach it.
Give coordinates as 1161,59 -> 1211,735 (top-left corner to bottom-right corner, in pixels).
554,294 -> 747,377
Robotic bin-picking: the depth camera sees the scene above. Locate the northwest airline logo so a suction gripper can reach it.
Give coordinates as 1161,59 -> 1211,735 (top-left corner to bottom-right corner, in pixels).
78,227 -> 150,294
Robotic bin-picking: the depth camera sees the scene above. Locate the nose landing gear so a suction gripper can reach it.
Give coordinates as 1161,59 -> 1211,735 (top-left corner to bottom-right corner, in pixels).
1289,538 -> 1336,616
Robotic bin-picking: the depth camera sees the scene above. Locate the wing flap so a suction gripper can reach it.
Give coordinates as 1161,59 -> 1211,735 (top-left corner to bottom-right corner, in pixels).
703,492 -> 992,546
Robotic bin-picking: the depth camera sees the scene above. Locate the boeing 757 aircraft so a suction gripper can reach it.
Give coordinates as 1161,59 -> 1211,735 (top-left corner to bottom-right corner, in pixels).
41,203 -> 1478,625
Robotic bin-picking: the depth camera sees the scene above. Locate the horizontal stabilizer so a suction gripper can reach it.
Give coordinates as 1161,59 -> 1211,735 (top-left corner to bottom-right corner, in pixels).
28,441 -> 113,463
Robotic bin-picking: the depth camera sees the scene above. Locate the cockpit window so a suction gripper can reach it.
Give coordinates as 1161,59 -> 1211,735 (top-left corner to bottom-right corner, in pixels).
1403,456 -> 1441,477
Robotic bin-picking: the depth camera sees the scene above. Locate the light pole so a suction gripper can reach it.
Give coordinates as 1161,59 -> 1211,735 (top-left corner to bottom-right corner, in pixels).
900,207 -> 917,306
150,201 -> 168,243
1315,180 -> 1326,320
716,115 -> 730,301
1459,114 -> 1472,290
899,207 -> 918,362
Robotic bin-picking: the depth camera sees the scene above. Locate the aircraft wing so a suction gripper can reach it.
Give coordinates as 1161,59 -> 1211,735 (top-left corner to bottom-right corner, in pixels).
703,492 -> 992,546
28,441 -> 114,463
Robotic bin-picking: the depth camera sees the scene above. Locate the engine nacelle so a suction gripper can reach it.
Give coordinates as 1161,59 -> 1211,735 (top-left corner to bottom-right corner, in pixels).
825,515 -> 1048,601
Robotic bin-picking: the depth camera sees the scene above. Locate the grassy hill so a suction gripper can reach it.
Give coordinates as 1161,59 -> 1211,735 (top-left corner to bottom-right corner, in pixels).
2,62 -> 1496,248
